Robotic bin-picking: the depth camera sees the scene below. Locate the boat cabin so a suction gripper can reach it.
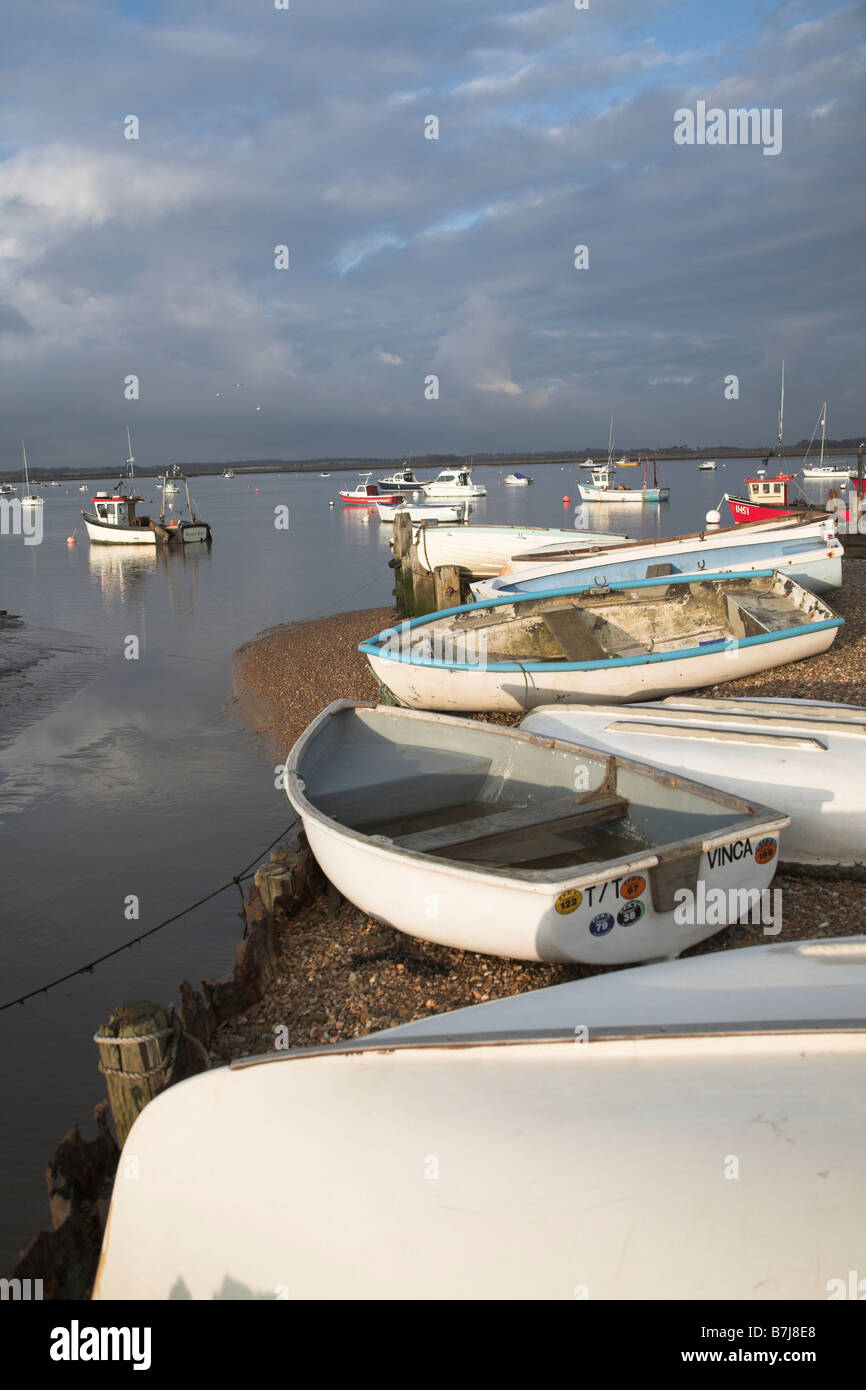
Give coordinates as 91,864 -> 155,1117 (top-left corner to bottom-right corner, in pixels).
745,474 -> 795,505
433,471 -> 472,488
352,482 -> 382,498
91,492 -> 146,528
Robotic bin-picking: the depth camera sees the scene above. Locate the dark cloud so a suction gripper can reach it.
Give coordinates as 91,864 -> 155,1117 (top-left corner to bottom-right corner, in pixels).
0,0 -> 863,468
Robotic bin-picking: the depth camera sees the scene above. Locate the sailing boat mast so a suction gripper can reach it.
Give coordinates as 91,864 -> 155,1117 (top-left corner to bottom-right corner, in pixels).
125,426 -> 135,479
21,441 -> 30,491
776,361 -> 785,470
820,401 -> 827,468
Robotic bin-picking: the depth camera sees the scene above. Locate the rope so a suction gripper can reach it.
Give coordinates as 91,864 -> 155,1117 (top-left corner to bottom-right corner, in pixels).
0,817 -> 300,1014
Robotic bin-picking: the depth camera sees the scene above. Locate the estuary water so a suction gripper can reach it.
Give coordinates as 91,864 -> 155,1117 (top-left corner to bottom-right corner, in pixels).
0,456 -> 833,1269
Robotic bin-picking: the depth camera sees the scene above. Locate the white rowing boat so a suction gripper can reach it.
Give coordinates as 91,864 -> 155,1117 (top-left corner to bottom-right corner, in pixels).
360,571 -> 842,713
521,697 -> 866,872
376,501 -> 466,523
283,699 -> 788,964
472,514 -> 842,599
92,936 -> 866,1300
412,524 -> 627,576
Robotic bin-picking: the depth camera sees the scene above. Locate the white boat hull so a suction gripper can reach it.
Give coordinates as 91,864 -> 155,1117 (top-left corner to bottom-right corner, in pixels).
577,484 -> 669,502
377,502 -> 464,522
83,516 -> 156,544
413,525 -> 626,576
93,939 -> 866,1301
522,698 -> 866,871
365,625 -> 838,712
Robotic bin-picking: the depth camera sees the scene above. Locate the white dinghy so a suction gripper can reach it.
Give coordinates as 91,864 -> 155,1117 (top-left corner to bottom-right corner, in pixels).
411,523 -> 628,577
93,937 -> 866,1301
283,700 -> 788,965
359,571 -> 842,713
376,500 -> 466,523
522,697 -> 866,872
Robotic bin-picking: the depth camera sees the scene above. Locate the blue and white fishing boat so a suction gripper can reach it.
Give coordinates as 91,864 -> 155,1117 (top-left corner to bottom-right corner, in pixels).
472,514 -> 842,599
359,570 -> 842,712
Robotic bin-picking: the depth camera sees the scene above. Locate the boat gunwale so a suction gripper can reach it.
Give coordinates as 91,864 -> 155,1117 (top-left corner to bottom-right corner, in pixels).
229,1017 -> 866,1070
358,570 -> 842,674
284,699 -> 790,888
508,515 -> 837,566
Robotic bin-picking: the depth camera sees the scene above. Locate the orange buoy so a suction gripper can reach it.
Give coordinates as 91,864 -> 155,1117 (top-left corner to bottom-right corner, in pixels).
562,495 -> 571,504
67,536 -> 77,545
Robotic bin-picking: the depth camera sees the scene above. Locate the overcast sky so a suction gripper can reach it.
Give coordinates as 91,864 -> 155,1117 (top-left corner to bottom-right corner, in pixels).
0,0 -> 864,470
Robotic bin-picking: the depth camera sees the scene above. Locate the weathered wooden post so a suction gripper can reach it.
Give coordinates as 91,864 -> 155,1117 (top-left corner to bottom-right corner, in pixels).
434,564 -> 463,611
94,1001 -> 181,1148
393,513 -> 414,616
410,545 -> 437,616
393,511 -> 412,561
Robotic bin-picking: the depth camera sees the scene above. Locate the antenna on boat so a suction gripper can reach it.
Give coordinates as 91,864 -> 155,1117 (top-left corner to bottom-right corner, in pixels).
125,425 -> 135,477
820,401 -> 827,469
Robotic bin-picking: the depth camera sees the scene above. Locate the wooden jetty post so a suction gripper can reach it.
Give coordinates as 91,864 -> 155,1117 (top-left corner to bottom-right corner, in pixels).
94,1001 -> 180,1148
434,564 -> 463,612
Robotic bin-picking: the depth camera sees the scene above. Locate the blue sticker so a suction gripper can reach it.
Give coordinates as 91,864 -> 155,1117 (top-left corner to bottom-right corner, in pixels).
589,912 -> 615,937
617,901 -> 645,927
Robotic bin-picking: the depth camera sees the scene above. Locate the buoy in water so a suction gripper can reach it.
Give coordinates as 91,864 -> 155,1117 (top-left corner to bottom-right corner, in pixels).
67,536 -> 77,545
562,495 -> 571,504
329,500 -> 335,508
706,508 -> 721,525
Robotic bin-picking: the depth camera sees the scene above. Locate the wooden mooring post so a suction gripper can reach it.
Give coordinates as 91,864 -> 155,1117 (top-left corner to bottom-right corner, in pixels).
94,1001 -> 181,1148
434,564 -> 463,611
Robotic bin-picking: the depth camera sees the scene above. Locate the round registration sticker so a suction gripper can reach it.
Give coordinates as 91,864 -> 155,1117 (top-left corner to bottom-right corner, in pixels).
755,838 -> 777,865
620,875 -> 646,900
555,888 -> 583,915
617,901 -> 645,927
589,912 -> 615,937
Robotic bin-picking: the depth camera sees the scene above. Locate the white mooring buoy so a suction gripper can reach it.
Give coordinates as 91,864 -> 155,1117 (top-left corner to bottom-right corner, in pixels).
705,508 -> 721,526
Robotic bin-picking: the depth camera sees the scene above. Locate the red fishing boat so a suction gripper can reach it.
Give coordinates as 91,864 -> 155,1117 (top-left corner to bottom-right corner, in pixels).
339,473 -> 403,506
723,470 -> 811,523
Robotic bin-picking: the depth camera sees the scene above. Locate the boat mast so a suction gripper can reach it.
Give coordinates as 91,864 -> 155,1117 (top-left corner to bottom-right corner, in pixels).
126,426 -> 135,479
776,361 -> 785,470
820,402 -> 827,468
21,441 -> 29,491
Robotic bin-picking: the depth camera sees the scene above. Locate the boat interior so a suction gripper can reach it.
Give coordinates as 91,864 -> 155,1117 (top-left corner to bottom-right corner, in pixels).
410,577 -> 828,666
298,705 -> 753,877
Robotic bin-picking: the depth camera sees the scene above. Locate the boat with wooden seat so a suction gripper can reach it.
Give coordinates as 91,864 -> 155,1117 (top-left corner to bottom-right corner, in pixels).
284,700 -> 788,964
521,697 -> 866,872
359,571 -> 842,712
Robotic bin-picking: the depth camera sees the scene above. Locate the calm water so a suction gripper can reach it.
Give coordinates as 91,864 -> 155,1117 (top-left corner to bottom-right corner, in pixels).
0,457 -> 833,1268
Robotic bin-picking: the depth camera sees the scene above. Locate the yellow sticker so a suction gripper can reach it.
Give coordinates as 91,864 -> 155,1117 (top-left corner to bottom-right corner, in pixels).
555,888 -> 583,915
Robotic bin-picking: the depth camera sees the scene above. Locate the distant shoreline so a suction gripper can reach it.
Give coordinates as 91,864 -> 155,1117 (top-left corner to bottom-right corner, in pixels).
6,446 -> 864,484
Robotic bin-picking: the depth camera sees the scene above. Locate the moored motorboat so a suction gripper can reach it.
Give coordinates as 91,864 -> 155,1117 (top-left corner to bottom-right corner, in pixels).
698,460 -> 717,471
92,935 -> 866,1301
521,697 -> 866,872
359,571 -> 843,712
339,472 -> 404,506
577,457 -> 669,503
411,524 -> 627,576
423,468 -> 487,499
504,472 -> 532,486
378,464 -> 425,491
82,440 -> 211,545
283,699 -> 788,964
471,514 -> 843,600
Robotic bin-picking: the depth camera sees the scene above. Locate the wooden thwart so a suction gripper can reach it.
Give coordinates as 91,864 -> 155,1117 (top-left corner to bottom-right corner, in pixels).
394,793 -> 628,856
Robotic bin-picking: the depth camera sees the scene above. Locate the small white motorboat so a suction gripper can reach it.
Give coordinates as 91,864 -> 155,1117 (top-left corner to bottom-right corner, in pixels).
504,472 -> 532,486
698,460 -> 717,471
359,571 -> 842,713
376,501 -> 466,523
579,457 -> 596,469
92,935 -> 866,1301
222,468 -> 235,479
423,468 -> 487,499
283,699 -> 788,964
0,482 -> 16,497
522,697 -> 866,872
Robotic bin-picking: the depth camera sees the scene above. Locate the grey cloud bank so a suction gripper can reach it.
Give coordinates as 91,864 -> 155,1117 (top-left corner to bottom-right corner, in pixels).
0,0 -> 863,470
